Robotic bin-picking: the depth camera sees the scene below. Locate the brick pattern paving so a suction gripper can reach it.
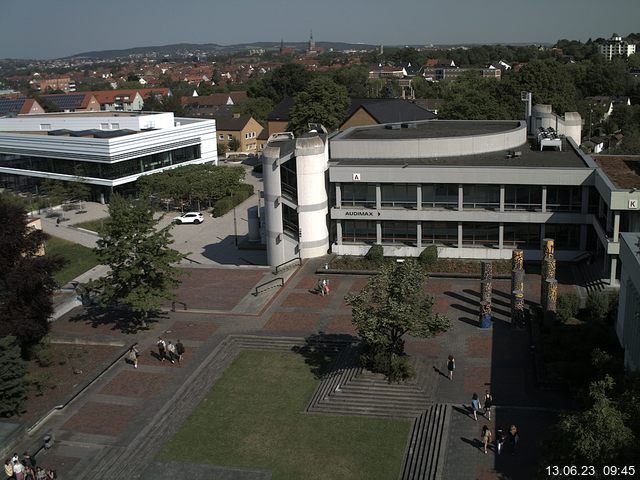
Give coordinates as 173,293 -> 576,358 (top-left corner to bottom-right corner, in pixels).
264,311 -> 321,332
100,371 -> 169,398
163,320 -> 218,341
62,402 -> 140,436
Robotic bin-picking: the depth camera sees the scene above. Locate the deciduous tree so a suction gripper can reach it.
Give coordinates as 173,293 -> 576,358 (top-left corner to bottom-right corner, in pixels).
0,336 -> 27,417
288,77 -> 350,134
346,259 -> 450,381
85,194 -> 185,328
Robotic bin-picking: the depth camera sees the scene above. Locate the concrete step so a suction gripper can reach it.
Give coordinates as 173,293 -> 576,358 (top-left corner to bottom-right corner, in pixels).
310,404 -> 421,418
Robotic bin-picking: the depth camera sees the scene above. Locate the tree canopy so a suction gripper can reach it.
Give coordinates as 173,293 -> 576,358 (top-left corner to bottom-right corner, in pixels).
346,259 -> 450,381
288,77 -> 350,134
247,63 -> 314,103
85,194 -> 185,328
0,336 -> 27,417
0,197 -> 64,354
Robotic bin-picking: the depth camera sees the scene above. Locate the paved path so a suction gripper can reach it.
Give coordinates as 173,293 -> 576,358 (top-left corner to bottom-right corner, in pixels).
13,257 -> 574,480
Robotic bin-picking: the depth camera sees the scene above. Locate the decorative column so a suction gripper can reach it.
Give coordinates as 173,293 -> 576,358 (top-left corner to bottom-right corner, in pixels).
541,238 -> 557,325
510,249 -> 525,325
545,279 -> 558,323
512,290 -> 525,328
479,260 -> 493,328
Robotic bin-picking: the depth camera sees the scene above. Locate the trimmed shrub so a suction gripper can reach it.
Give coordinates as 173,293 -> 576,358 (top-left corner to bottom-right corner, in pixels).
212,184 -> 255,218
585,291 -> 617,324
253,163 -> 263,174
419,245 -> 438,266
364,244 -> 384,266
557,292 -> 581,323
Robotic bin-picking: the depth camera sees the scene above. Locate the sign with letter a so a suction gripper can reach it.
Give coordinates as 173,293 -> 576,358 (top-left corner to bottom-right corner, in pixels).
352,173 -> 361,181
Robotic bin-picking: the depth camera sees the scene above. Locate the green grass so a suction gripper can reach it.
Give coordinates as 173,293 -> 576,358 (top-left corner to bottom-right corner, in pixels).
73,218 -> 108,233
45,235 -> 99,285
159,351 -> 411,480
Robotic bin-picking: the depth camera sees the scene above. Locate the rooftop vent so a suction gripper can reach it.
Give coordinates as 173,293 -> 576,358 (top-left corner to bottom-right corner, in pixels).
385,124 -> 401,130
400,123 -> 417,129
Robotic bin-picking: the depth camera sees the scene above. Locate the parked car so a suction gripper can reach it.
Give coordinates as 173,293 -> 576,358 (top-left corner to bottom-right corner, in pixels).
173,212 -> 204,224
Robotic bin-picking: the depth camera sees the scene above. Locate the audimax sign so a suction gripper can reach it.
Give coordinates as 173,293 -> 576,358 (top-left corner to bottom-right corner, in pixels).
343,210 -> 381,217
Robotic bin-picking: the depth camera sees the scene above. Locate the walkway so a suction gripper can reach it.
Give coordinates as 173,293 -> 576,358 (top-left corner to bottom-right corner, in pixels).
12,257 -> 574,480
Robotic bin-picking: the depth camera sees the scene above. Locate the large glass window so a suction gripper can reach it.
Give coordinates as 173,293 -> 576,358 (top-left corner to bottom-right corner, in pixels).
545,224 -> 581,250
462,223 -> 499,247
0,144 -> 201,181
463,185 -> 500,210
504,185 -> 542,211
422,184 -> 458,209
282,204 -> 298,236
422,221 -> 457,246
342,183 -> 376,208
381,221 -> 416,245
381,184 -> 417,208
280,159 -> 297,201
546,186 -> 582,212
342,220 -> 377,244
503,223 -> 540,249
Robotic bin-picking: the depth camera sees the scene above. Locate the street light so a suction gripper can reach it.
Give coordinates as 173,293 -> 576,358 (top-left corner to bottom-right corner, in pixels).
233,207 -> 238,246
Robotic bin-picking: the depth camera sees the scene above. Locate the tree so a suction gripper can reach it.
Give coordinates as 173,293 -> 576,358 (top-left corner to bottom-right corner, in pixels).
228,136 -> 241,152
67,165 -> 91,210
237,96 -> 274,126
332,66 -> 370,97
217,142 -> 228,157
0,336 -> 28,417
247,63 -> 314,103
85,194 -> 185,328
541,375 -> 635,471
345,259 -> 451,381
288,77 -> 350,134
0,198 -> 64,354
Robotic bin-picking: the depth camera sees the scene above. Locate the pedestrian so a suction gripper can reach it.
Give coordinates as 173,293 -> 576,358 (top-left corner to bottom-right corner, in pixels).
509,424 -> 519,454
317,279 -> 325,296
483,390 -> 493,421
481,424 -> 492,454
157,337 -> 166,362
10,455 -> 18,467
322,279 -> 330,296
127,346 -> 139,368
4,459 -> 13,480
495,426 -> 505,455
176,339 -> 185,363
21,453 -> 34,471
55,217 -> 60,227
166,341 -> 177,364
35,467 -> 46,480
447,355 -> 455,380
12,462 -> 23,480
471,392 -> 481,421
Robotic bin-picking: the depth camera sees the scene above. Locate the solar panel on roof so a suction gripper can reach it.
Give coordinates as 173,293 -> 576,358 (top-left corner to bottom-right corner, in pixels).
0,98 -> 25,115
42,94 -> 85,109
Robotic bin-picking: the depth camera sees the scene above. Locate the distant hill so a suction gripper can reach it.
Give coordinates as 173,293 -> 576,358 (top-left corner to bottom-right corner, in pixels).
66,41 -> 381,60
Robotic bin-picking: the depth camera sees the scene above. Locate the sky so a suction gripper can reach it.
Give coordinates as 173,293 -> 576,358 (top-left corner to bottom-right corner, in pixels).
1,0 -> 639,59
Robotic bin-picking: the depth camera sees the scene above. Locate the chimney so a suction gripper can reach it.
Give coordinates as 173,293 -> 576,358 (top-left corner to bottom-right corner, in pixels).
233,113 -> 240,119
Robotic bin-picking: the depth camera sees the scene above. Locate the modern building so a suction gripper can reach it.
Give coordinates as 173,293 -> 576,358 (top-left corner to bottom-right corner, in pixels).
617,232 -> 640,371
598,35 -> 636,61
261,106 -> 640,287
0,111 -> 217,201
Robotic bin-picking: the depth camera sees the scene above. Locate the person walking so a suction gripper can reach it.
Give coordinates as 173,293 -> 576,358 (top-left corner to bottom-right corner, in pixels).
447,355 -> 455,380
322,279 -> 330,296
481,425 -> 492,454
495,426 -> 505,455
5,459 -> 13,480
509,424 -> 519,454
157,337 -> 166,362
12,462 -> 24,480
127,346 -> 139,368
55,217 -> 60,227
483,390 -> 493,421
176,340 -> 185,364
166,341 -> 177,364
471,393 -> 481,421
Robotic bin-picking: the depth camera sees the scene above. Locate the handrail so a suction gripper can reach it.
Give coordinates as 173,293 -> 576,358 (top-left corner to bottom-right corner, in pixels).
274,256 -> 301,274
171,301 -> 187,312
254,277 -> 284,295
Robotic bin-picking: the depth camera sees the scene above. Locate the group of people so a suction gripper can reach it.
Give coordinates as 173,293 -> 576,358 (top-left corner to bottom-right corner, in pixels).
481,424 -> 519,455
156,337 -> 185,364
316,278 -> 330,297
4,452 -> 56,480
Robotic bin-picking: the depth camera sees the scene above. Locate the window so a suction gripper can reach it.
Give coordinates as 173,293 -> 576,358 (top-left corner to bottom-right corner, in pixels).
219,134 -> 224,140
462,223 -> 499,247
545,224 -> 580,250
342,184 -> 376,208
228,134 -> 233,140
503,223 -> 539,249
504,185 -> 541,211
381,184 -> 417,208
546,186 -> 582,212
39,124 -> 51,131
100,123 -> 109,130
422,222 -> 457,246
382,221 -> 416,245
111,123 -> 119,130
463,185 -> 500,210
343,220 -> 377,244
422,184 -> 458,209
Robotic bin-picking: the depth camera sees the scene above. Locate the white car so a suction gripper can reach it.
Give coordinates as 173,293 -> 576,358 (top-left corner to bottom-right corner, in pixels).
173,212 -> 204,225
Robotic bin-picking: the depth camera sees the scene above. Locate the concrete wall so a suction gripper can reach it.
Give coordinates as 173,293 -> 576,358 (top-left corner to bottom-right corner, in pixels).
617,233 -> 640,371
1,112 -> 176,131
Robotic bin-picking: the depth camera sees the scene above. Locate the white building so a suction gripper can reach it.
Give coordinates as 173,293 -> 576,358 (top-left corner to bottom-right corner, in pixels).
598,35 -> 636,61
0,111 -> 217,200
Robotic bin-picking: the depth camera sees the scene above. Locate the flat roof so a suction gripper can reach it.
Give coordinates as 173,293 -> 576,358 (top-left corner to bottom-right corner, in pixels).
332,139 -> 589,169
340,120 -> 522,140
14,111 -> 162,118
593,155 -> 640,189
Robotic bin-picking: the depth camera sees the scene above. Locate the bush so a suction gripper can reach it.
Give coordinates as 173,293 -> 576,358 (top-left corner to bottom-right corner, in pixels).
557,292 -> 581,323
253,163 -> 263,174
361,347 -> 415,383
585,291 -> 616,323
364,244 -> 384,266
212,184 -> 255,218
419,245 -> 438,266
34,345 -> 54,367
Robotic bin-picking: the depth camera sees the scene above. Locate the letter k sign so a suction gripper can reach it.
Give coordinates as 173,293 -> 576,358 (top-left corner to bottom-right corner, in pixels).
629,199 -> 638,209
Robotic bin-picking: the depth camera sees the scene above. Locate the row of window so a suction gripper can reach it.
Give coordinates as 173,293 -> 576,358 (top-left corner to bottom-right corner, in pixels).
340,183 -> 589,213
217,132 -> 258,141
0,145 -> 201,180
340,220 -> 581,250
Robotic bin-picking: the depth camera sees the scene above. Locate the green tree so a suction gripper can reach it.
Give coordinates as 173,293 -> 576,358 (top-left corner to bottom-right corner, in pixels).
541,376 -> 635,472
217,142 -> 228,157
247,63 -> 314,103
228,136 -> 241,152
237,96 -> 274,125
0,336 -> 28,417
345,259 -> 451,381
67,165 -> 91,209
0,198 -> 64,354
86,194 -> 185,328
332,66 -> 369,97
288,77 -> 350,134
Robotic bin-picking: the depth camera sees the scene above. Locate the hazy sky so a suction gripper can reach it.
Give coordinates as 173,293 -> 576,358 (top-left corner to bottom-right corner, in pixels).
1,0 -> 639,59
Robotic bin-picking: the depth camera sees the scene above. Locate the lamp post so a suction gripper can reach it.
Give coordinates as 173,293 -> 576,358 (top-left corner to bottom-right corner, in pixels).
233,206 -> 238,246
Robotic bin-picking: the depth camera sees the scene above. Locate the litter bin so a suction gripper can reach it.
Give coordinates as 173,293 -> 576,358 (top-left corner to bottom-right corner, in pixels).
480,313 -> 492,329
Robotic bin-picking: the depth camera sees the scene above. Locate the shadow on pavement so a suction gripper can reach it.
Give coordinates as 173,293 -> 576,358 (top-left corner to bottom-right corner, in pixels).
292,332 -> 357,379
201,235 -> 267,265
68,305 -> 167,334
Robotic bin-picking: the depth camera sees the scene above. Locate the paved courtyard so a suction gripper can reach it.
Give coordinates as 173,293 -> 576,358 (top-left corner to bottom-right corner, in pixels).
7,258 -> 576,479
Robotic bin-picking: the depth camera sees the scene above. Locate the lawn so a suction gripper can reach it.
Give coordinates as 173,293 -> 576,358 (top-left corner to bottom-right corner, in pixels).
159,351 -> 411,480
73,218 -> 107,233
45,235 -> 99,285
